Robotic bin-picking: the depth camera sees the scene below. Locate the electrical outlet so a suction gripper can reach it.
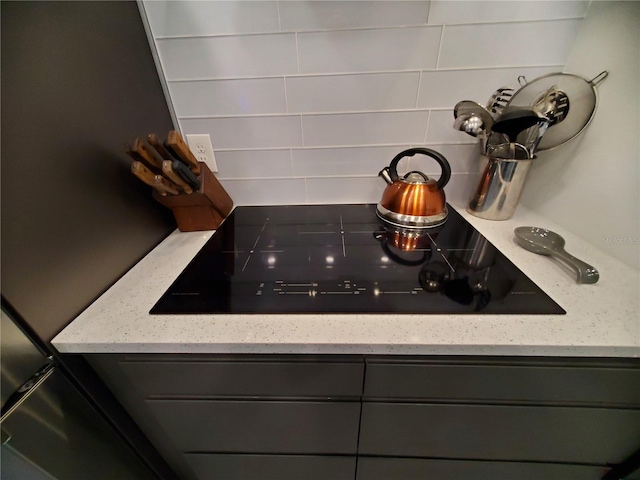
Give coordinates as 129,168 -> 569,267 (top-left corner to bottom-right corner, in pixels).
185,134 -> 218,172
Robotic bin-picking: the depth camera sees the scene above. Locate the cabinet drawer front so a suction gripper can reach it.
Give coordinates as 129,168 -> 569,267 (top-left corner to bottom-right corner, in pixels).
148,400 -> 360,454
360,403 -> 640,464
356,457 -> 607,480
121,360 -> 363,398
364,362 -> 640,406
185,454 -> 355,480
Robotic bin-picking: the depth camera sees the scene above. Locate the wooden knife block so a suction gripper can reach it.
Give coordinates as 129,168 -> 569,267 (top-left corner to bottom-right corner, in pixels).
153,162 -> 233,232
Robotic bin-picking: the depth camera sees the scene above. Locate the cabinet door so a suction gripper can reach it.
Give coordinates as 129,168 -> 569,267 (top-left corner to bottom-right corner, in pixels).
148,400 -> 360,454
356,457 -> 607,480
185,454 -> 355,480
121,359 -> 363,398
364,360 -> 640,407
359,402 -> 640,464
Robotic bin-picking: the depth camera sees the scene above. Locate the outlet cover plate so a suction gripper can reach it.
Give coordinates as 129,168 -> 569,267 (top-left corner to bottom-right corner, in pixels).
185,134 -> 218,172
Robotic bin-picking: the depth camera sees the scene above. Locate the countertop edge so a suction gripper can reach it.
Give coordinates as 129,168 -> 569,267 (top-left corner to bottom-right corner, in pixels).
52,202 -> 640,357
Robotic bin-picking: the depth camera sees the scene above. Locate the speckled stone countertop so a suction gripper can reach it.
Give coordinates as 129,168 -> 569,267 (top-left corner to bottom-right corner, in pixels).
52,202 -> 640,357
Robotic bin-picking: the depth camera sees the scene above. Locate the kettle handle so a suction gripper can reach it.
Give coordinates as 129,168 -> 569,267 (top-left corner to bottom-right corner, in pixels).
388,148 -> 451,190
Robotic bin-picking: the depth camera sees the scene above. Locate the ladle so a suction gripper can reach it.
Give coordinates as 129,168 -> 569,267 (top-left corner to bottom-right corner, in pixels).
453,113 -> 486,137
492,109 -> 542,143
514,227 -> 599,284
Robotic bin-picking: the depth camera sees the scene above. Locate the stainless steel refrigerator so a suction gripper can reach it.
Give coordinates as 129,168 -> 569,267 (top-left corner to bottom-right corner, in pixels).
1,308 -> 157,479
1,2 -> 178,478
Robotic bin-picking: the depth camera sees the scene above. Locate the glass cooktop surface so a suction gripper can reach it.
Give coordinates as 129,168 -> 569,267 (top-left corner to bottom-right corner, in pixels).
151,204 -> 565,315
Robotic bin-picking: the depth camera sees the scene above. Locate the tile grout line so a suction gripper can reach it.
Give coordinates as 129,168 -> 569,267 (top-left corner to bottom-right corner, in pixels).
152,17 -> 586,40
203,142 -> 478,153
166,64 -> 565,83
435,24 -> 445,70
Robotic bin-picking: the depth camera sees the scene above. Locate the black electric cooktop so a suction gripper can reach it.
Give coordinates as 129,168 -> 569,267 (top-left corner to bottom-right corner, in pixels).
151,204 -> 565,315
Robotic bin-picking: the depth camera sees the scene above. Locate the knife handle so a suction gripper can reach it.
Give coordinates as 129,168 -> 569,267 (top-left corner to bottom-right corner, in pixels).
125,146 -> 160,173
172,159 -> 201,190
131,161 -> 179,196
153,175 -> 180,196
148,134 -> 175,161
132,138 -> 163,170
165,130 -> 201,175
161,160 -> 193,194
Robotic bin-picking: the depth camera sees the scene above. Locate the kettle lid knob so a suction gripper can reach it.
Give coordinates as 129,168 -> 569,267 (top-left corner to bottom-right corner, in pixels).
403,171 -> 430,184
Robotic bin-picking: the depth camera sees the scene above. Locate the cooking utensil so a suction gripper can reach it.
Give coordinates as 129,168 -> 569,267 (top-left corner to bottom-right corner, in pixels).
533,87 -> 570,126
454,100 -> 494,131
514,226 -> 599,284
377,148 -> 451,228
165,130 -> 201,175
161,160 -> 193,194
172,159 -> 201,190
131,161 -> 179,196
491,109 -> 543,143
486,86 -> 515,118
504,71 -> 608,151
453,113 -> 487,137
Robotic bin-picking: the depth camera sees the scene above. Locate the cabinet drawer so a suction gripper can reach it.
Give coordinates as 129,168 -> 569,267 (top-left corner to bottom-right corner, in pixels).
364,360 -> 640,406
121,360 -> 363,398
185,454 -> 355,480
359,402 -> 640,464
356,457 -> 607,480
148,400 -> 360,454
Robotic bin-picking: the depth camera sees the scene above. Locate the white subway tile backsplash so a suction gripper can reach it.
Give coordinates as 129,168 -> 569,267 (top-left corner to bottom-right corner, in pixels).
297,27 -> 441,74
286,73 -> 420,113
443,173 -> 482,205
279,1 -> 430,32
302,111 -> 429,147
417,66 -> 560,109
305,173 -> 479,205
426,110 -> 477,144
306,177 -> 383,204
180,116 -> 302,150
169,79 -> 286,117
292,146 -> 409,177
215,150 -> 292,179
438,19 -> 581,69
142,0 -> 585,205
405,144 -> 481,175
428,1 -> 588,25
157,34 -> 297,80
143,1 -> 280,37
221,178 -> 307,205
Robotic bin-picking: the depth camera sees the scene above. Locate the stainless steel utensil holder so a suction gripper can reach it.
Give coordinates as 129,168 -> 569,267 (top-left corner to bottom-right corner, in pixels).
467,155 -> 533,220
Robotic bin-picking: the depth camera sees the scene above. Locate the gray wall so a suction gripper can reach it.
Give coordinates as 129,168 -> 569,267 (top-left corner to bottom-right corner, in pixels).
1,1 -> 176,344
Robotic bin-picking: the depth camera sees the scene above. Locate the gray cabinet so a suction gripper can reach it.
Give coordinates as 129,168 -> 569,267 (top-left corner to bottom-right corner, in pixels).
364,359 -> 640,406
359,356 -> 640,480
87,355 -> 363,480
185,454 -> 355,480
147,399 -> 359,453
120,360 -> 363,398
356,457 -> 607,480
359,402 -> 640,464
87,354 -> 640,480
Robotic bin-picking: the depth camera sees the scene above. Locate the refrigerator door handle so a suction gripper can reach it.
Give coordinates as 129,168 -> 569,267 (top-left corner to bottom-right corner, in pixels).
1,361 -> 55,423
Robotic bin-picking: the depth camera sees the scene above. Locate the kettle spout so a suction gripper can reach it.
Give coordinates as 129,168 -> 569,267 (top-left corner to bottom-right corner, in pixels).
379,167 -> 393,185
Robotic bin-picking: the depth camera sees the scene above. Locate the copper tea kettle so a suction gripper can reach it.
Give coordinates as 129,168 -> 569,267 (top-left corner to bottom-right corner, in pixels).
377,148 -> 451,228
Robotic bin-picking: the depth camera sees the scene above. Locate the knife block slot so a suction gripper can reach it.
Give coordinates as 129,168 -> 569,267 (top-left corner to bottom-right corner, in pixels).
153,162 -> 233,232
